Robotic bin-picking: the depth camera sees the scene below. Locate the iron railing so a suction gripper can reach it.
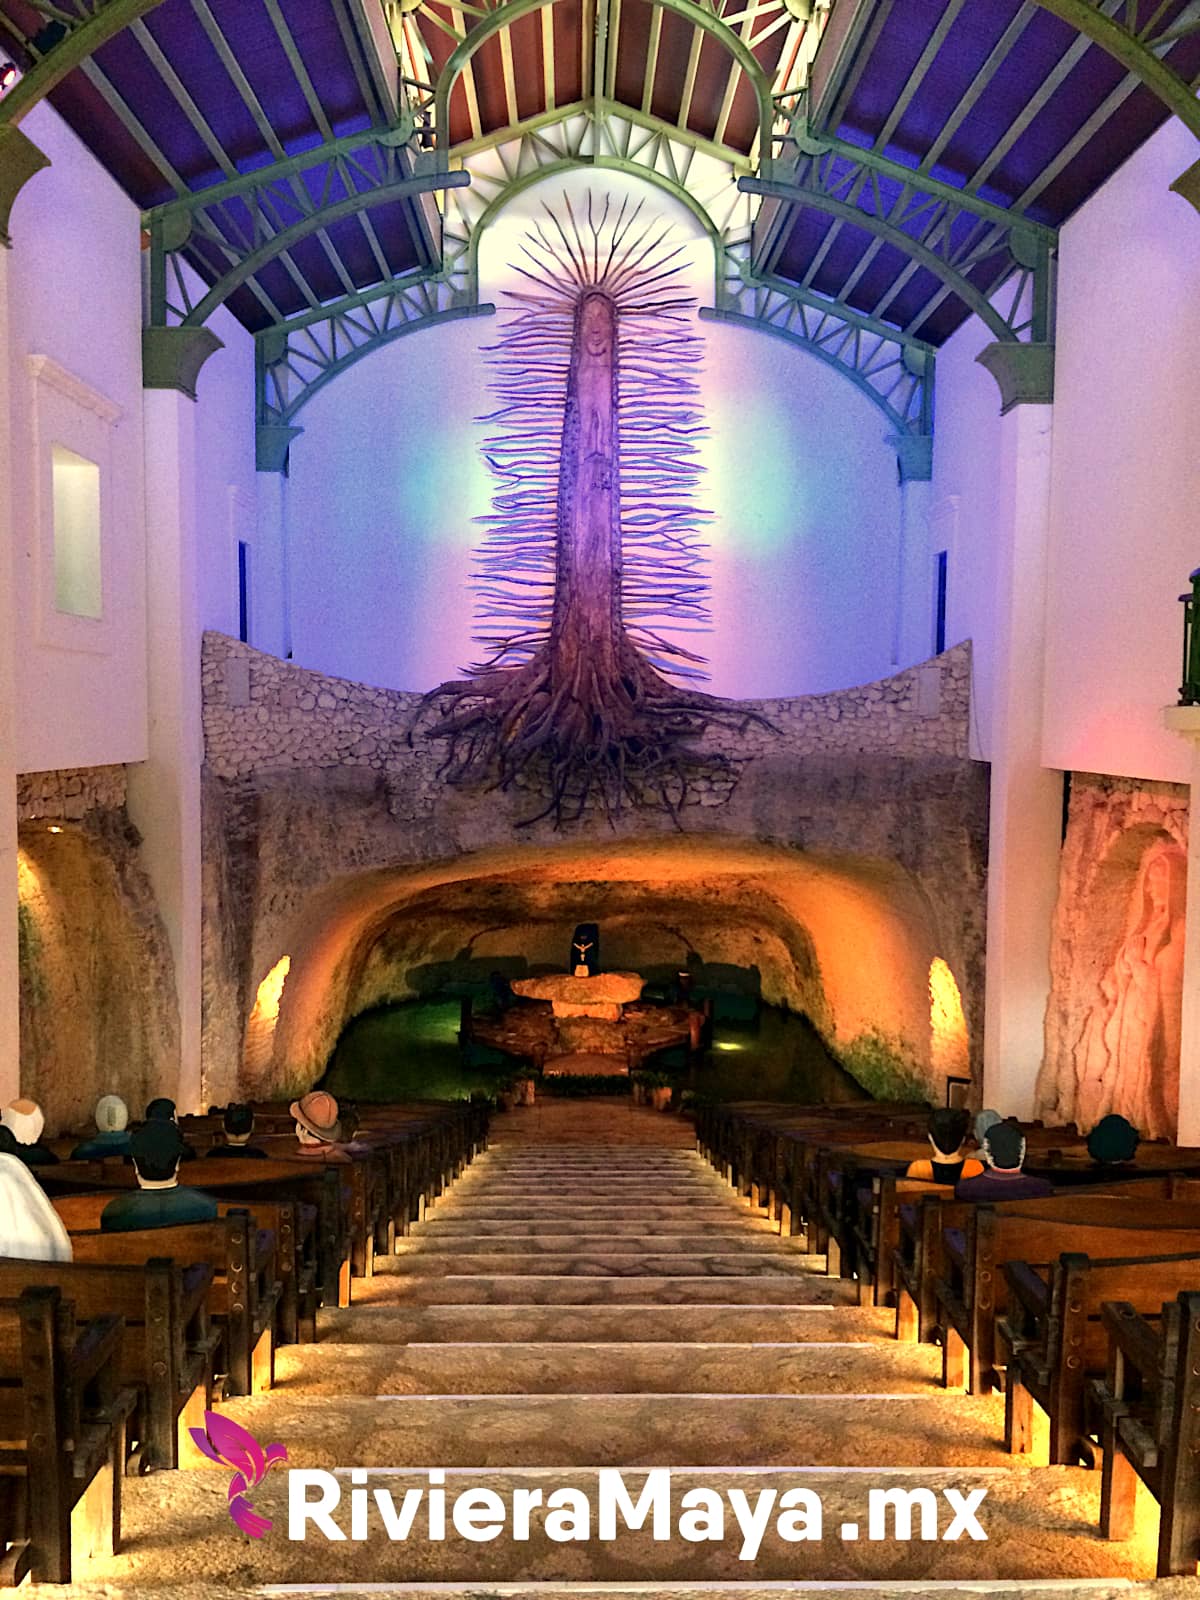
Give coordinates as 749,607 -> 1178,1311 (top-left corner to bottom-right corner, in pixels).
1179,568 -> 1200,705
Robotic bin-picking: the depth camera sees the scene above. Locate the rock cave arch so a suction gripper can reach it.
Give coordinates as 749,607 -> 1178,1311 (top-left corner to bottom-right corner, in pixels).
235,836 -> 974,1107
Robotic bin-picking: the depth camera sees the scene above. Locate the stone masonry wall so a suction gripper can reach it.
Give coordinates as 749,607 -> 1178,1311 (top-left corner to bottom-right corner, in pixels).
18,764 -> 127,822
202,634 -> 971,783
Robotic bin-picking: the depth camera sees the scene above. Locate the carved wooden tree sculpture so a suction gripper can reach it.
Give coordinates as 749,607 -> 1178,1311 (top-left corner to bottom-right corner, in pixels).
417,193 -> 769,825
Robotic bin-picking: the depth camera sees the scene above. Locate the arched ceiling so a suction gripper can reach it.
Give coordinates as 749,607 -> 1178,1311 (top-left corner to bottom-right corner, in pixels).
2,0 -> 1197,446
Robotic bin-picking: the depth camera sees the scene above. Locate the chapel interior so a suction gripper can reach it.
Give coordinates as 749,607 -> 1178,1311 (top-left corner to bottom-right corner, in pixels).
2,0 -> 1200,1592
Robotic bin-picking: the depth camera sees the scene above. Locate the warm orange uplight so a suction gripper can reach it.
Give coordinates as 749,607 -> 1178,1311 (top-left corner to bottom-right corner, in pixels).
929,956 -> 969,1080
47,825 -> 63,834
17,849 -> 39,896
253,955 -> 291,1024
243,954 -> 292,1081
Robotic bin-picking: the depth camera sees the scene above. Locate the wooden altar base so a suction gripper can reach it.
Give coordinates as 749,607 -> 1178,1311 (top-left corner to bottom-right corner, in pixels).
470,998 -> 693,1071
544,1052 -> 630,1077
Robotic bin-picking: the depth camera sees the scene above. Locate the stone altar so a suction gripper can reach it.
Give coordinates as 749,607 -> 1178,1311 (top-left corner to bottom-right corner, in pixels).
510,971 -> 644,1022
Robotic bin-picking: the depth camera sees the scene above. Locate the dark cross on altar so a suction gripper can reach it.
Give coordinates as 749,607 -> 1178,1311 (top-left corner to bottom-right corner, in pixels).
570,923 -> 600,978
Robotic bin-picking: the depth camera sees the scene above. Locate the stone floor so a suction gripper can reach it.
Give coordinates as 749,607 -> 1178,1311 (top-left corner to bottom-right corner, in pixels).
59,1101 -> 1180,1598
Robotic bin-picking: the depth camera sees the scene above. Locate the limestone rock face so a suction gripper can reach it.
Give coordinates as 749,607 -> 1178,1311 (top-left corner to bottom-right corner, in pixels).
17,783 -> 179,1135
1037,772 -> 1188,1141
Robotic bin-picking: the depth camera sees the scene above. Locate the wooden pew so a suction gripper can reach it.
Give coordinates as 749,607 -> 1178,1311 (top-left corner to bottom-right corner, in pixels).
936,1197 -> 1200,1397
0,1286 -> 133,1584
0,1257 -> 214,1474
813,1140 -> 931,1291
1002,1248 -> 1200,1466
822,1125 -> 1105,1298
773,1114 -> 926,1244
1094,1290 -> 1200,1576
698,1102 -> 906,1214
893,1175 -> 1194,1349
51,1204 -> 279,1400
43,1158 -> 352,1314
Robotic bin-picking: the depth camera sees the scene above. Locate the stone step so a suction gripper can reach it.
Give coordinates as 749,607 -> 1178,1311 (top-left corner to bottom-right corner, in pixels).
217,1392 -> 1018,1470
396,1236 -> 805,1258
451,1187 -> 733,1202
383,1253 -> 822,1279
456,1182 -> 726,1195
474,1160 -> 707,1169
34,1588 -> 1150,1600
274,1339 -> 942,1396
352,1275 -> 837,1306
430,1204 -> 769,1220
457,1163 -> 715,1176
466,1166 -> 709,1177
103,1462 -> 1153,1589
411,1219 -> 780,1238
329,1301 -> 872,1344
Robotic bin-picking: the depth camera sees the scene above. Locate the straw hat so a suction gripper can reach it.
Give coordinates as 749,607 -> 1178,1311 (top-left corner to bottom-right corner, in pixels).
290,1090 -> 341,1143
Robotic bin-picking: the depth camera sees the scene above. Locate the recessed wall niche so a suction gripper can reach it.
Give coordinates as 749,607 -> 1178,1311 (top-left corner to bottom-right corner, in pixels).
27,354 -> 122,654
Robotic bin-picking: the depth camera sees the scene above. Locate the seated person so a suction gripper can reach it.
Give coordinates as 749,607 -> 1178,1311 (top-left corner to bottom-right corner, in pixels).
0,1152 -> 73,1261
905,1107 -> 984,1184
145,1095 -> 197,1160
71,1093 -> 133,1160
1086,1112 -> 1140,1171
100,1121 -> 218,1232
206,1102 -> 267,1159
289,1090 -> 350,1162
974,1108 -> 1002,1146
955,1118 -> 1055,1202
1,1099 -> 59,1166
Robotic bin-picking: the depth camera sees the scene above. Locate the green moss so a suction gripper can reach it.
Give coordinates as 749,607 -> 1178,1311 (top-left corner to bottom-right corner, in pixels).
17,902 -> 47,1007
838,1028 -> 932,1104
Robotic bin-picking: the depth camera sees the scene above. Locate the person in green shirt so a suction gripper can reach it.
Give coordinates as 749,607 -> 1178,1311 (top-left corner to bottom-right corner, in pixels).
100,1121 -> 218,1232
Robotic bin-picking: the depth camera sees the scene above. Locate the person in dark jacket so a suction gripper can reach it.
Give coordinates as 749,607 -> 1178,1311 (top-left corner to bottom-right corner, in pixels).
954,1118 -> 1055,1202
1086,1113 -> 1140,1171
71,1094 -> 133,1160
145,1096 -> 198,1160
205,1102 -> 268,1159
100,1121 -> 218,1232
905,1107 -> 984,1185
1,1099 -> 59,1166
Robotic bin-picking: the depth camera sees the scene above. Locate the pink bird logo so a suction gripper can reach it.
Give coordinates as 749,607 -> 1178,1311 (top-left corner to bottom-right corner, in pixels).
190,1411 -> 288,1539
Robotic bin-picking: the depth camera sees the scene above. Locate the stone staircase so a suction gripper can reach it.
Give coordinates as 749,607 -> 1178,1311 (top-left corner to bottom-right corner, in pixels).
74,1102 -> 1160,1600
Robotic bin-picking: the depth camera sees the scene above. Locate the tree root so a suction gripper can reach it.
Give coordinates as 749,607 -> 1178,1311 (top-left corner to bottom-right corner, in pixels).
411,637 -> 775,828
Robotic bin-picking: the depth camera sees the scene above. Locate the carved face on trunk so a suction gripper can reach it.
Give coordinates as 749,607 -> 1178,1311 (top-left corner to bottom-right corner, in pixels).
581,292 -> 614,358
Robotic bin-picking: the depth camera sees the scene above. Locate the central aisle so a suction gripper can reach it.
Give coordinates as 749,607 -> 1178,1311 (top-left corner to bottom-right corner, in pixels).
67,1101 -> 1155,1599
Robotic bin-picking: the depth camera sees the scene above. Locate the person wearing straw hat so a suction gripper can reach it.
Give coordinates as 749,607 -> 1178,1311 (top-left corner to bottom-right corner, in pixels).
290,1090 -> 350,1161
